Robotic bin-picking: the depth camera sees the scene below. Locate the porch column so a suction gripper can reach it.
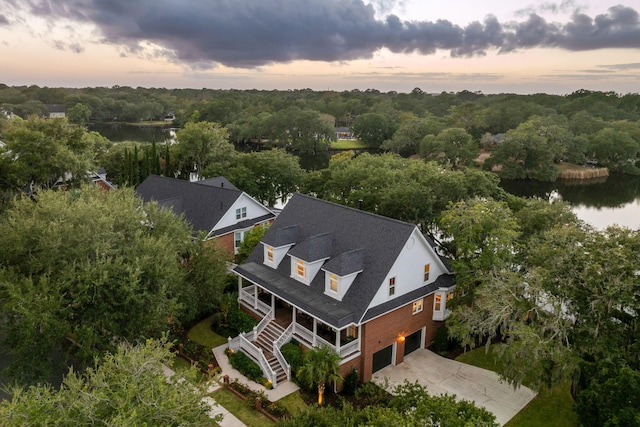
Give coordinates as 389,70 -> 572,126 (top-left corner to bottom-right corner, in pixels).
312,318 -> 317,346
358,325 -> 362,352
292,307 -> 297,335
335,328 -> 341,356
253,285 -> 258,310
271,294 -> 276,319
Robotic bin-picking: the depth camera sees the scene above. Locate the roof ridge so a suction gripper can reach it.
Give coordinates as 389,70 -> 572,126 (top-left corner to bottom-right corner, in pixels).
293,193 -> 416,229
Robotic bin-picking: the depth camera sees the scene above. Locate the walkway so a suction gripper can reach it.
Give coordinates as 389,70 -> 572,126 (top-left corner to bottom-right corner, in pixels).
372,349 -> 537,426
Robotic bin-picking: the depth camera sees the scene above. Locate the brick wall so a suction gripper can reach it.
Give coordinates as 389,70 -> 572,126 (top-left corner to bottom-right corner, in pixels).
214,232 -> 235,255
358,293 -> 441,382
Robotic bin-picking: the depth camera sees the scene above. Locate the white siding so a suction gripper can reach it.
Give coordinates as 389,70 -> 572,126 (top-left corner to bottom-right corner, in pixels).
367,228 -> 449,309
211,193 -> 272,234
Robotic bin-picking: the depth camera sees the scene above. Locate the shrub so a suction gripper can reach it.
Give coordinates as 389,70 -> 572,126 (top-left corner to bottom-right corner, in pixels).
227,308 -> 258,335
281,342 -> 304,380
432,326 -> 451,354
227,350 -> 264,382
343,367 -> 359,395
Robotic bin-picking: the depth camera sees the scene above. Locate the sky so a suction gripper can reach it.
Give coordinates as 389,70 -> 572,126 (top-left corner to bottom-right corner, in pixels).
1,0 -> 639,94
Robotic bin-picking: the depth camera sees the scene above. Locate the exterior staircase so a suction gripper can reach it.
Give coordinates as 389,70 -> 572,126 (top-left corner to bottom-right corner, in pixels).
253,320 -> 289,385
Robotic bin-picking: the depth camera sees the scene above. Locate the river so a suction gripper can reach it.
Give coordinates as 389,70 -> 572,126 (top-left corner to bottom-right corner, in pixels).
90,123 -> 640,230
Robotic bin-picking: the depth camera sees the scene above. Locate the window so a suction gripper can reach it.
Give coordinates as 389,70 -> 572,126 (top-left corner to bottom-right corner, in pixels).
446,291 -> 454,303
348,324 -> 357,339
434,294 -> 442,311
389,277 -> 396,296
329,274 -> 339,292
424,264 -> 430,282
412,299 -> 424,314
266,246 -> 274,262
296,260 -> 306,278
234,231 -> 244,253
235,207 -> 247,220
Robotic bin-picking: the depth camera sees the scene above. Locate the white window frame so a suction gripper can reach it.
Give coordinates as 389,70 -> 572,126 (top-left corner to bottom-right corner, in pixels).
412,298 -> 424,314
235,206 -> 247,220
389,277 -> 396,296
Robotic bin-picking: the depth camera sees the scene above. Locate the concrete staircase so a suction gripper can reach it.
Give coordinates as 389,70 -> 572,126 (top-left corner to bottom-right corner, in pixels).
253,321 -> 288,385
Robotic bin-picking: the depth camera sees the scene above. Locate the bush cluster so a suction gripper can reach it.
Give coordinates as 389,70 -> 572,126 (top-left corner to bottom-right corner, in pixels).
280,341 -> 304,381
226,349 -> 264,383
227,308 -> 258,334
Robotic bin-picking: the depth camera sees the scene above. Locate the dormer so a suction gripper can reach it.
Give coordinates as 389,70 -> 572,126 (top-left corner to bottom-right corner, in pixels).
288,233 -> 332,285
321,249 -> 364,301
261,225 -> 298,268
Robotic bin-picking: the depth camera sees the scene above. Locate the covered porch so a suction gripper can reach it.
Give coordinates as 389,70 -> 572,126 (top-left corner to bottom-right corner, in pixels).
238,279 -> 361,361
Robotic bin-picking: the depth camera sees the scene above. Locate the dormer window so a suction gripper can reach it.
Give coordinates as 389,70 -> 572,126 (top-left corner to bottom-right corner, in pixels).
266,246 -> 274,262
296,260 -> 306,279
235,207 -> 247,220
329,274 -> 338,292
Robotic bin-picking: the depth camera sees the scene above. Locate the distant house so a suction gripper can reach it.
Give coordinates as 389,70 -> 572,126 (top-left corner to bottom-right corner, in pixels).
90,168 -> 116,191
135,175 -> 276,254
46,104 -> 66,119
335,127 -> 355,140
231,194 -> 455,387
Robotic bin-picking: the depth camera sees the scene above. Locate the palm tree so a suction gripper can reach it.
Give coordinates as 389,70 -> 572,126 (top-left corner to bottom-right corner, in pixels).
296,345 -> 343,405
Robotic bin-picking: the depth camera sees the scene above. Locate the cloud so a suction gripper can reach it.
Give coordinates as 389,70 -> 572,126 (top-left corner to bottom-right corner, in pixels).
598,62 -> 640,70
13,0 -> 640,68
0,14 -> 10,25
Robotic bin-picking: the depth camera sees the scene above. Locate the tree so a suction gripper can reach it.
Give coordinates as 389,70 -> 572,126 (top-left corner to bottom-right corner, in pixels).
235,224 -> 270,264
420,127 -> 478,169
296,346 -> 342,405
350,112 -> 397,148
67,103 -> 92,125
264,107 -> 335,153
588,127 -> 639,174
0,116 -> 94,191
439,197 -> 520,293
0,338 -> 217,426
223,149 -> 305,206
173,121 -> 235,179
381,113 -> 445,156
0,186 -> 220,381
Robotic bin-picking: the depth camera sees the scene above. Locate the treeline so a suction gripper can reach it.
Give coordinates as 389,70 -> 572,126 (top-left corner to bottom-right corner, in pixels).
2,84 -> 640,180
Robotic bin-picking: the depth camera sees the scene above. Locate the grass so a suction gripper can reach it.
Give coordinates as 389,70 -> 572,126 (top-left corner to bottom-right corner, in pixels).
211,388 -> 277,427
187,314 -> 228,348
278,391 -> 308,417
171,355 -> 209,386
330,139 -> 369,150
455,347 -> 579,427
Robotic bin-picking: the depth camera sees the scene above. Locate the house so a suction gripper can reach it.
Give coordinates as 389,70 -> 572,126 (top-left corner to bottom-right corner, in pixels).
135,175 -> 276,254
334,127 -> 355,140
90,168 -> 115,191
45,104 -> 66,118
231,194 -> 455,387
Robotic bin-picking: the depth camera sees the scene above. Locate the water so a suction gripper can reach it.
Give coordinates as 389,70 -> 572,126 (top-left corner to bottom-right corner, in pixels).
500,174 -> 640,230
90,123 -> 176,144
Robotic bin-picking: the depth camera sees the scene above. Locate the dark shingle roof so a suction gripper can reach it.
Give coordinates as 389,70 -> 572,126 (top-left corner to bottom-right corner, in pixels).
288,233 -> 332,262
234,193 -> 434,328
135,175 -> 274,236
198,176 -> 239,191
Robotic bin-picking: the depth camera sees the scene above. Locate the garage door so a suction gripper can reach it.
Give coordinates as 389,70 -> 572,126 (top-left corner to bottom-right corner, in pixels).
404,329 -> 422,356
372,345 -> 393,373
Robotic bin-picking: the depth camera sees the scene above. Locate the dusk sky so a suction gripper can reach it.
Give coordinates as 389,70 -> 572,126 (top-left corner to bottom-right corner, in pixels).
1,0 -> 639,94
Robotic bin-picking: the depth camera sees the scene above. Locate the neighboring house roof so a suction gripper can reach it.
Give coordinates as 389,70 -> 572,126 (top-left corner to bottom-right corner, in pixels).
135,175 -> 275,238
234,193 -> 453,328
45,104 -> 66,114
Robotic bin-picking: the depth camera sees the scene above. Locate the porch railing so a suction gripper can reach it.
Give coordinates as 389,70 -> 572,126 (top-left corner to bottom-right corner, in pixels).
273,323 -> 294,380
238,334 -> 278,387
239,285 -> 271,316
339,338 -> 360,358
253,308 -> 273,340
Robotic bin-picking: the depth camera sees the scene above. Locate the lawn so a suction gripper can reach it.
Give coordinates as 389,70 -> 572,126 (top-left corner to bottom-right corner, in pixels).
211,388 -> 277,427
455,347 -> 579,427
278,391 -> 308,417
330,139 -> 369,150
187,314 -> 228,348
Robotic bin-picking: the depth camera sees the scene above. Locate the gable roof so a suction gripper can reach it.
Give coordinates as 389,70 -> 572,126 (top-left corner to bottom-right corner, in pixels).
234,193 -> 449,328
135,175 -> 274,237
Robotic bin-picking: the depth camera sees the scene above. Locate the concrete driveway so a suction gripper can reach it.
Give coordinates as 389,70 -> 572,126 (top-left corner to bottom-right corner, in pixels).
372,349 -> 537,426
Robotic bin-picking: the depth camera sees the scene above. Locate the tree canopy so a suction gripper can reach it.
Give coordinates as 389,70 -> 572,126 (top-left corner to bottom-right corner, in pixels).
0,185 -> 229,382
0,338 -> 217,426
